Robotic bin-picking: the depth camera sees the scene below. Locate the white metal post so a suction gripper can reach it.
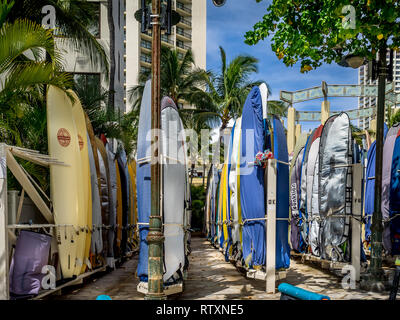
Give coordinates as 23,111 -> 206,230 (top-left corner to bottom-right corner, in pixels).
352,163 -> 362,282
266,159 -> 277,293
0,144 -> 9,300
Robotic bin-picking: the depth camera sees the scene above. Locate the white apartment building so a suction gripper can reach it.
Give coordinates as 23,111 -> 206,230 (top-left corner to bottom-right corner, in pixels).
125,0 -> 207,112
60,0 -> 206,114
58,0 -> 125,112
358,50 -> 400,130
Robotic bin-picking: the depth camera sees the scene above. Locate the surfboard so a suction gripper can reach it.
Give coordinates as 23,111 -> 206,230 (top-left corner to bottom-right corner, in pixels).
299,128 -> 317,251
289,133 -> 307,252
390,126 -> 400,255
240,87 -> 265,268
382,123 -> 400,254
87,133 -> 103,259
118,148 -> 130,255
136,80 -> 152,281
105,142 -> 117,264
161,96 -> 186,283
115,159 -> 123,256
128,160 -> 138,248
229,117 -> 242,261
47,85 -> 81,279
70,90 -> 91,274
221,163 -> 229,253
306,125 -> 323,256
85,114 -> 103,264
96,138 -> 114,262
364,123 -> 388,244
116,153 -> 128,255
318,113 -> 352,262
270,115 -> 291,269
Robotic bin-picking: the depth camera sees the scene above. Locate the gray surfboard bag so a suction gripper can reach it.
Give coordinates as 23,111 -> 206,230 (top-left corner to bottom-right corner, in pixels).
9,230 -> 52,296
290,147 -> 305,252
318,113 -> 352,262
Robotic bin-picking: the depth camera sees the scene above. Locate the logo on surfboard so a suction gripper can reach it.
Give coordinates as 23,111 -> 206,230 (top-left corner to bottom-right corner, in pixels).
57,128 -> 71,147
78,134 -> 84,150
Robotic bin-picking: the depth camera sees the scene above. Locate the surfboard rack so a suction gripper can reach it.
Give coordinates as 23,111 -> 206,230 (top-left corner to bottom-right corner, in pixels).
291,162 -> 363,283
243,159 -> 288,294
32,265 -> 108,300
0,144 -> 70,300
137,281 -> 183,296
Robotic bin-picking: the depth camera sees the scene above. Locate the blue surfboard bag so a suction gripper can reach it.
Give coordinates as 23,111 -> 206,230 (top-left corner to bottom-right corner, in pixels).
390,131 -> 400,255
272,116 -> 291,269
240,87 -> 266,267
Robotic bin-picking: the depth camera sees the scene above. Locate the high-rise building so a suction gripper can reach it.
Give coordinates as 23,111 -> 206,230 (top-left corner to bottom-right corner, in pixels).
358,50 -> 400,130
60,0 -> 206,115
125,0 -> 207,112
60,0 -> 126,112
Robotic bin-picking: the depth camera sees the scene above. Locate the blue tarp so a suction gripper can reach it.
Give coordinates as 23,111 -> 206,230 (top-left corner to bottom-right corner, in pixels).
272,116 -> 291,269
364,124 -> 388,242
364,141 -> 376,242
390,131 -> 400,255
240,87 -> 266,268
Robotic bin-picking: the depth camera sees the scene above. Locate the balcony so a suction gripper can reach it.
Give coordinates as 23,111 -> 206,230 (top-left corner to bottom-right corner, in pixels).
176,2 -> 191,14
161,35 -> 174,46
141,40 -> 151,50
177,41 -> 191,51
140,54 -> 152,64
179,17 -> 192,27
176,27 -> 191,40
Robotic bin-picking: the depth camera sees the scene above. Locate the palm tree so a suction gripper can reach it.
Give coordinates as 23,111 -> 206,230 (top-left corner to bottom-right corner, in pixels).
128,47 -> 207,110
389,108 -> 400,127
191,46 -> 266,130
7,0 -> 108,74
0,3 -> 72,144
0,0 -> 72,191
268,100 -> 289,118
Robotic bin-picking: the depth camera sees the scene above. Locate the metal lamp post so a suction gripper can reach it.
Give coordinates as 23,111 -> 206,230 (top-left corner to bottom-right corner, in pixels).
136,0 -> 227,300
338,45 -> 392,288
369,45 -> 388,284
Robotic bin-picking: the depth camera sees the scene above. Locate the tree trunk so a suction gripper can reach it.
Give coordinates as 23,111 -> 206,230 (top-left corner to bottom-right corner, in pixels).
108,0 -> 115,111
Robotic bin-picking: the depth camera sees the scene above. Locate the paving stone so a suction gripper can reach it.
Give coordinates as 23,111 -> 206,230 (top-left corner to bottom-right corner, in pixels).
48,237 -> 390,300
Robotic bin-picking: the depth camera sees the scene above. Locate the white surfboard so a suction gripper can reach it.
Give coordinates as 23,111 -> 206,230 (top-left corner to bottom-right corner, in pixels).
161,97 -> 186,283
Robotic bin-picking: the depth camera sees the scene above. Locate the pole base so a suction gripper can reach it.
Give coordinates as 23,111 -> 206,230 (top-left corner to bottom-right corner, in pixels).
360,273 -> 390,292
144,293 -> 167,300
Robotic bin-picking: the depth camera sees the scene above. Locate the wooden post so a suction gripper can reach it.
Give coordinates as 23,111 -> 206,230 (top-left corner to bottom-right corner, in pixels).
352,163 -> 362,282
295,124 -> 302,142
321,100 -> 330,125
0,144 -> 9,300
266,159 -> 277,293
287,107 -> 296,155
370,119 -> 377,142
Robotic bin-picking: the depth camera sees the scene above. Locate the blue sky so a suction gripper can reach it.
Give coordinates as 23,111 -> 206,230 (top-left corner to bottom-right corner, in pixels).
206,1 -> 359,132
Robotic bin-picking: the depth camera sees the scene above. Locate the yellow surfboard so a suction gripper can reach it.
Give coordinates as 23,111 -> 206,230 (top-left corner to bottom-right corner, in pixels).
70,90 -> 91,275
85,114 -> 102,266
47,86 -> 83,279
128,160 -> 138,245
115,160 -> 123,254
221,164 -> 229,248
